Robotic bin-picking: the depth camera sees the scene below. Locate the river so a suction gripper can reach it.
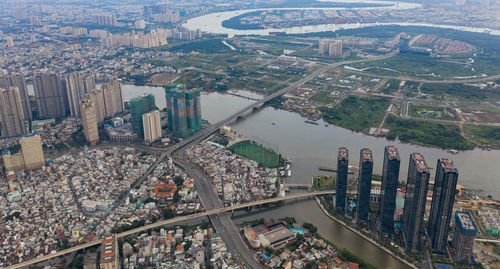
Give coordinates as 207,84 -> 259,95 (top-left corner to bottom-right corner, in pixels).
182,1 -> 500,37
121,85 -> 500,267
24,81 -> 498,267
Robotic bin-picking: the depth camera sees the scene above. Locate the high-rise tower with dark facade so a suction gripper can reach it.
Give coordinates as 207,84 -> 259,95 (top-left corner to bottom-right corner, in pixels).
378,146 -> 400,237
166,83 -> 202,138
403,153 -> 430,253
336,147 -> 349,211
428,158 -> 459,253
357,148 -> 373,222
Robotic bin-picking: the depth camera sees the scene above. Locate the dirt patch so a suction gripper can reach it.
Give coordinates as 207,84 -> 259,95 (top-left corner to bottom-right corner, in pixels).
151,73 -> 175,86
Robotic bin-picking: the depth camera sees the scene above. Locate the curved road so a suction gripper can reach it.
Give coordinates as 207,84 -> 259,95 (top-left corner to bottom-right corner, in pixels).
5,54 -> 395,269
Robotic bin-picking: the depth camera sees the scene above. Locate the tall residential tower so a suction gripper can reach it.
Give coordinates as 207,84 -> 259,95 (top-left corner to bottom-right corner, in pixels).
336,147 -> 349,211
428,159 -> 459,253
33,73 -> 68,119
402,153 -> 430,253
165,84 -> 202,138
129,94 -> 156,138
0,74 -> 32,121
0,87 -> 27,137
357,148 -> 373,222
378,146 -> 400,237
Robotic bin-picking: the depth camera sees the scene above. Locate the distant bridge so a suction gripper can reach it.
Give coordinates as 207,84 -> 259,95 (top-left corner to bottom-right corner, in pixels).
5,190 -> 336,269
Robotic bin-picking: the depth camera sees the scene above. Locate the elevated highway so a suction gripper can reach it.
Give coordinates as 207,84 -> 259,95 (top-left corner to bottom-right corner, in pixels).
6,54 -> 394,269
5,191 -> 335,269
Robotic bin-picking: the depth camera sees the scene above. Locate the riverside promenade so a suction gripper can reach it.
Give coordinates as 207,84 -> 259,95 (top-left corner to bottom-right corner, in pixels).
314,197 -> 418,269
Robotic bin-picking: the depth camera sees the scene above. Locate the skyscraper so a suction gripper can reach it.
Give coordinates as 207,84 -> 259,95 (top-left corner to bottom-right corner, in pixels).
402,153 -> 430,253
0,87 -> 27,138
0,74 -> 32,121
166,84 -> 202,138
101,80 -> 124,118
451,211 -> 477,262
336,147 -> 349,211
329,40 -> 343,57
428,159 -> 459,253
80,96 -> 99,144
357,148 -> 373,222
64,72 -> 96,117
143,110 -> 162,143
33,73 -> 68,119
87,89 -> 105,124
378,146 -> 401,237
129,94 -> 156,138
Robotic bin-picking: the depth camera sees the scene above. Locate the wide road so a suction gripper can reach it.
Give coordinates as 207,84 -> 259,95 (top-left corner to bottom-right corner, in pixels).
5,191 -> 335,269
6,54 -> 393,269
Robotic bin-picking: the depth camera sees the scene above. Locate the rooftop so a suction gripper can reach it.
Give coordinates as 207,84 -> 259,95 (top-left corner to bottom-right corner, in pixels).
439,158 -> 458,173
338,147 -> 348,160
412,153 -> 429,172
385,146 -> 400,160
360,148 -> 372,163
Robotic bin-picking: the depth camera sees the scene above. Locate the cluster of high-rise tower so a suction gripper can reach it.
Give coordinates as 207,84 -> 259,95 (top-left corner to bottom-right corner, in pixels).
335,146 -> 475,259
0,73 -> 124,144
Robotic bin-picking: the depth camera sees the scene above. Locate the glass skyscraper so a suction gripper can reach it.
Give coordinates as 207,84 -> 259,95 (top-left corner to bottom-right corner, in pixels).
378,146 -> 400,237
428,158 -> 459,253
357,148 -> 373,222
402,153 -> 430,253
336,147 -> 349,211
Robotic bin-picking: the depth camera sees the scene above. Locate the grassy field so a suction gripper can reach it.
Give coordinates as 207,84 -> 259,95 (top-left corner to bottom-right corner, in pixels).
408,104 -> 458,121
310,92 -> 334,104
463,125 -> 500,148
420,83 -> 500,101
228,141 -> 282,168
380,79 -> 400,94
383,115 -> 475,150
313,176 -> 336,190
349,54 -> 480,80
319,96 -> 391,133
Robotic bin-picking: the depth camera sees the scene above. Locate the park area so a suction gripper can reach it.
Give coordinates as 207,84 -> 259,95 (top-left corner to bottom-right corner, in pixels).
228,141 -> 283,168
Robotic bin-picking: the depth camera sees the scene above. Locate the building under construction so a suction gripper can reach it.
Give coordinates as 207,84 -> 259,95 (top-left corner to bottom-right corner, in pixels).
165,83 -> 201,138
129,94 -> 156,138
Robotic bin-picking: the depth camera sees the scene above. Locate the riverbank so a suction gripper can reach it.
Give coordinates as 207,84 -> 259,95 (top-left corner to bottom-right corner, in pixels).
314,197 -> 418,269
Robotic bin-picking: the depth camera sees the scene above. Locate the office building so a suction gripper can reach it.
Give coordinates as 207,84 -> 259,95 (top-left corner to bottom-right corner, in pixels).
0,74 -> 32,121
166,84 -> 202,138
80,97 -> 99,144
329,40 -> 343,57
0,87 -> 27,138
33,73 -> 68,119
101,80 -> 124,118
428,159 -> 459,253
143,110 -> 162,143
65,72 -> 96,117
402,153 -> 430,253
357,148 -> 373,222
129,94 -> 156,138
336,147 -> 349,211
378,146 -> 401,237
451,211 -> 477,262
3,133 -> 45,171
